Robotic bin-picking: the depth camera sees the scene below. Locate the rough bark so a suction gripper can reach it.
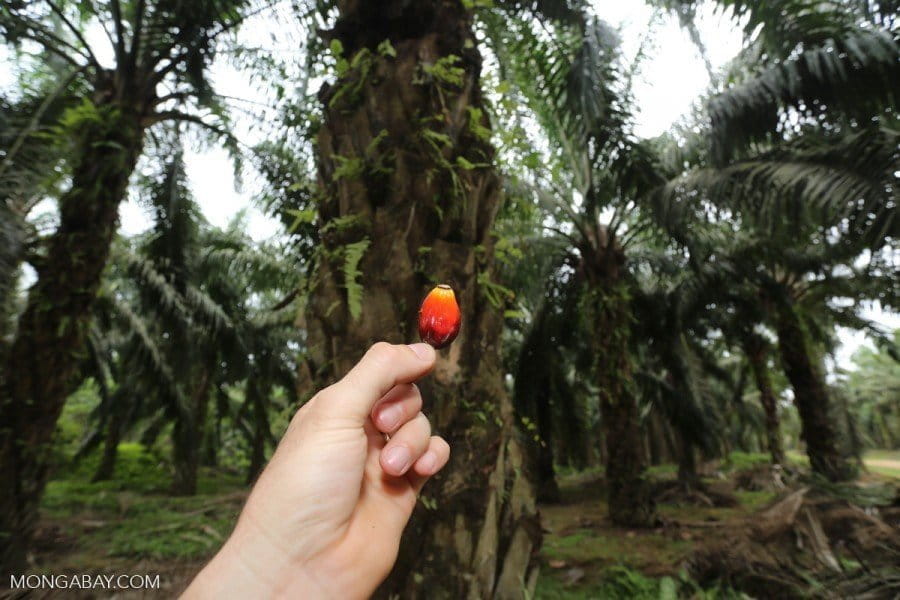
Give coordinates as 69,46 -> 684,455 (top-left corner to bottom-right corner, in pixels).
172,367 -> 212,496
512,311 -> 560,503
743,334 -> 785,465
586,280 -> 656,528
0,204 -> 24,352
676,435 -> 699,489
92,402 -> 125,482
245,381 -> 269,485
666,356 -> 703,489
774,304 -> 853,482
306,2 -> 539,596
0,106 -> 143,573
534,389 -> 560,503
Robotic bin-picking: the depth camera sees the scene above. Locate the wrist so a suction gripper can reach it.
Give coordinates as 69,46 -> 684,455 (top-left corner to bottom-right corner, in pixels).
183,525 -> 324,598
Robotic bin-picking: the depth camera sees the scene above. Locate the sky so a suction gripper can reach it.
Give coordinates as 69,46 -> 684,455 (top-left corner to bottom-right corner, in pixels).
126,2 -> 747,242
2,2 -> 897,370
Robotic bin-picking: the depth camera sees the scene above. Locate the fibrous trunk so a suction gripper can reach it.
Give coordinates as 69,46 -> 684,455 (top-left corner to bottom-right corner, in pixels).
172,367 -> 212,495
512,310 -> 560,503
92,398 -> 126,482
774,303 -> 853,481
534,389 -> 560,503
245,379 -> 270,485
588,283 -> 656,528
0,108 -> 143,573
743,334 -> 784,465
0,203 -> 24,352
305,1 -> 539,596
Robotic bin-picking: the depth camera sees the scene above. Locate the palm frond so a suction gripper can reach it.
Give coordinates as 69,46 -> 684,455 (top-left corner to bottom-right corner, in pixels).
183,284 -> 235,337
107,294 -> 183,413
708,29 -> 899,163
124,253 -> 193,325
655,0 -> 864,58
495,0 -> 588,25
655,125 -> 899,246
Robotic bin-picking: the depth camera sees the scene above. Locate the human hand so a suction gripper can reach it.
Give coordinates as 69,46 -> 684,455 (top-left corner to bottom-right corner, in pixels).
183,342 -> 449,599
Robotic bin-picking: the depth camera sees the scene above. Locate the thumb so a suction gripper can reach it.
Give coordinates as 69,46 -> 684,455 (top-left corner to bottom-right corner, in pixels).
326,342 -> 436,426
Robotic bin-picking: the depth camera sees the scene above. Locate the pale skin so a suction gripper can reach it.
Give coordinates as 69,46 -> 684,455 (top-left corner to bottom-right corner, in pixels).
183,342 -> 449,599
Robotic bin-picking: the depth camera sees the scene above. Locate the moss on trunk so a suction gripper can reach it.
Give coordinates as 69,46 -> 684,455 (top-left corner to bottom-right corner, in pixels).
586,282 -> 656,528
0,106 -> 143,573
743,334 -> 785,466
774,303 -> 854,482
305,1 -> 539,595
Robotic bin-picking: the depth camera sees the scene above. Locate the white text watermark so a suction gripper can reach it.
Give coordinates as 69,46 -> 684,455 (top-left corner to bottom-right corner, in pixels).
9,573 -> 161,591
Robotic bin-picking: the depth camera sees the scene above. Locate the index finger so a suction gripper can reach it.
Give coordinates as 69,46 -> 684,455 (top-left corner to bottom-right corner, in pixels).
328,342 -> 436,425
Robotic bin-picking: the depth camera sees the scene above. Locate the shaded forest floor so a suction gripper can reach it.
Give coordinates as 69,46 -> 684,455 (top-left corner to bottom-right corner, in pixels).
536,452 -> 900,598
4,448 -> 898,598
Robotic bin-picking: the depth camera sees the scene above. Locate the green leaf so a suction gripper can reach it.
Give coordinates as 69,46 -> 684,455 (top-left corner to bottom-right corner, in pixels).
456,156 -> 489,170
377,39 -> 397,58
285,208 -> 317,233
658,577 -> 677,600
342,239 -> 371,321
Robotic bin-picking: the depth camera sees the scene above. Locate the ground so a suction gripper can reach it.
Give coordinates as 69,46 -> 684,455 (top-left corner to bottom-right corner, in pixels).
2,447 -> 897,598
535,450 -> 899,598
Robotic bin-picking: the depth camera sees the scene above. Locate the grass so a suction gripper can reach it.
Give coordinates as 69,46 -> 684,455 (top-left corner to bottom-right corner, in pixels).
534,567 -> 746,599
646,463 -> 678,478
32,438 -> 899,595
534,456 -> 773,598
536,450 -> 900,597
534,566 -> 676,599
39,443 -> 246,567
733,489 -> 777,510
862,449 -> 900,479
719,451 -> 771,472
786,449 -> 900,479
865,449 -> 900,461
541,526 -> 693,571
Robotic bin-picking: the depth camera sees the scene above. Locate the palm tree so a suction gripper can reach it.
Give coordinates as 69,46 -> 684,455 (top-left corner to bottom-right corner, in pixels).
512,259 -> 592,502
0,85 -> 73,350
648,0 -> 898,483
487,6 -> 666,526
665,213 -> 898,481
739,331 -> 785,465
631,263 -> 729,490
80,151 -> 299,491
282,0 -> 617,593
650,0 -> 898,253
841,330 -> 900,450
0,0 -> 266,569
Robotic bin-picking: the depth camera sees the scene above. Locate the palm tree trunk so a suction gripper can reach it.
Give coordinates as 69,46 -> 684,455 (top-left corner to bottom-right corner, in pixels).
676,435 -> 699,489
172,367 -> 212,495
0,203 -> 24,353
534,389 -> 560,503
589,284 -> 656,527
307,2 -> 539,595
245,381 -> 269,485
667,358 -> 702,490
646,412 -> 662,465
743,334 -> 785,465
774,303 -> 853,481
0,109 -> 143,573
93,401 -> 126,482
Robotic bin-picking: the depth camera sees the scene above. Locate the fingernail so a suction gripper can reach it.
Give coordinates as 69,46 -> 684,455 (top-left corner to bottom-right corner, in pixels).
418,451 -> 437,473
407,343 -> 435,361
384,445 -> 412,474
378,403 -> 403,430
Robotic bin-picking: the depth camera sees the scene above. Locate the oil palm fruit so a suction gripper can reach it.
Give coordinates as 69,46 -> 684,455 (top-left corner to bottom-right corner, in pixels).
418,284 -> 461,349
